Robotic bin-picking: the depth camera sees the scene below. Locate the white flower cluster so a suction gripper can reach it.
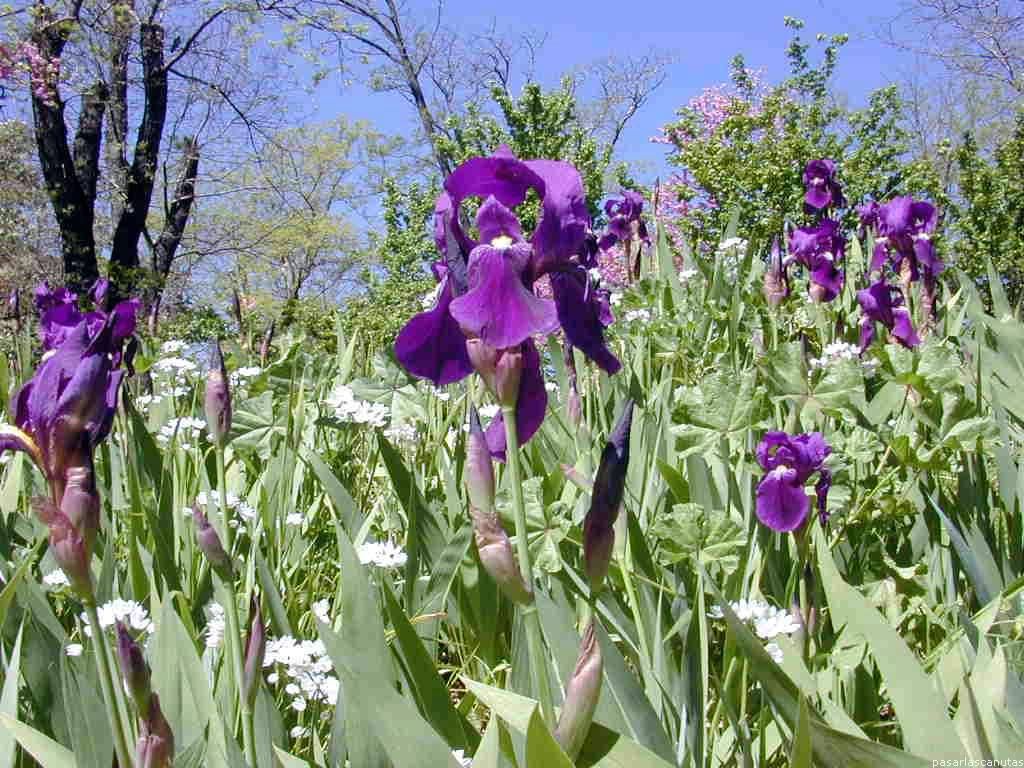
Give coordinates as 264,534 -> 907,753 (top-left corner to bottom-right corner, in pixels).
609,291 -> 623,307
678,267 -> 699,282
311,599 -> 331,624
204,602 -> 226,649
478,404 -> 500,420
326,384 -> 390,428
42,569 -> 70,588
709,598 -> 801,640
453,749 -> 472,767
263,636 -> 339,711
809,341 -> 878,376
715,237 -> 747,281
190,491 -> 258,527
356,540 -> 408,569
80,599 -> 155,637
624,308 -> 652,324
229,366 -> 262,390
383,423 -> 417,444
156,416 -> 207,449
159,339 -> 188,355
285,512 -> 305,527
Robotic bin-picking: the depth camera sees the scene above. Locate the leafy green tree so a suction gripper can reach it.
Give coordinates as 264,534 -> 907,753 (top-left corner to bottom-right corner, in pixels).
954,115 -> 1024,305
660,19 -> 944,248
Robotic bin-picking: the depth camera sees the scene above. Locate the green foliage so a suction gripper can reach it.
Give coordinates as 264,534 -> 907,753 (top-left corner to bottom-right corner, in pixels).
953,114 -> 1024,305
157,302 -> 231,343
342,178 -> 437,363
661,21 -> 945,247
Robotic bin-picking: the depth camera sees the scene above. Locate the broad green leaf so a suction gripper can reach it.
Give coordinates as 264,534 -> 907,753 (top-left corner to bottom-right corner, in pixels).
150,596 -> 216,749
60,656 -> 112,768
525,708 -> 573,767
274,746 -> 313,767
790,695 -> 812,768
0,715 -> 74,768
0,624 -> 23,768
814,529 -> 966,760
382,584 -> 468,748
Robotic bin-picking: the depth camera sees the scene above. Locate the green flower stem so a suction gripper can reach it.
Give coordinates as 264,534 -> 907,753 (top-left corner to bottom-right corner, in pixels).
501,405 -> 557,730
215,447 -> 258,767
84,599 -> 135,768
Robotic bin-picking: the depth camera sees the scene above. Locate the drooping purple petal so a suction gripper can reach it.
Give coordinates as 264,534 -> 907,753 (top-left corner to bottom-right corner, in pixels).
525,159 -> 591,274
394,276 -> 473,387
802,159 -> 844,212
891,307 -> 921,348
449,243 -> 559,349
485,339 -> 548,461
550,269 -> 621,374
756,466 -> 810,532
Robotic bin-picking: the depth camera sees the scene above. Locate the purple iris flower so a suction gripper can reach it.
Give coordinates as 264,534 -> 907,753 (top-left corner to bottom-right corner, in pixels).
867,196 -> 943,282
787,219 -> 846,302
755,431 -> 832,532
395,146 -> 620,458
597,190 -> 650,252
802,159 -> 845,212
856,278 -> 920,352
35,280 -> 140,357
856,201 -> 880,239
1,287 -> 137,501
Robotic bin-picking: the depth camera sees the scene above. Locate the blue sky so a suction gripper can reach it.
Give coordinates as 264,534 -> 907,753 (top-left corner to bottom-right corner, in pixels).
304,0 -> 916,179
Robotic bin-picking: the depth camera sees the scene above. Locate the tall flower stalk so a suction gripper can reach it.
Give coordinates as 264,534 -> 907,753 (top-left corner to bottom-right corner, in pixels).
204,339 -> 258,766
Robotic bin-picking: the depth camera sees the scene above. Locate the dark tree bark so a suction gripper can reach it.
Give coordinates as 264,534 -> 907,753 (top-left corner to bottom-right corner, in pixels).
30,1 -> 100,293
109,22 -> 168,285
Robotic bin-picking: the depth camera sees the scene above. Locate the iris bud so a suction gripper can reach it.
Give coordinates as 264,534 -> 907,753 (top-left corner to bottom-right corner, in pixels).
466,338 -> 498,392
242,594 -> 266,705
136,693 -> 174,768
470,505 -> 532,605
204,340 -> 232,447
116,621 -> 152,718
582,400 -> 633,592
494,348 -> 522,407
192,503 -> 235,582
33,497 -> 92,599
465,408 -> 495,511
554,620 -> 603,758
61,463 -> 100,549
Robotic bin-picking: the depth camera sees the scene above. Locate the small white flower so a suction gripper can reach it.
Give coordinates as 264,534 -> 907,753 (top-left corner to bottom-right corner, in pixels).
65,643 -> 84,657
544,381 -> 559,394
311,599 -> 331,624
82,599 -> 154,637
285,512 -> 304,527
159,340 -> 188,355
290,726 -> 309,739
266,672 -> 279,684
453,749 -> 473,767
435,390 -> 451,402
285,683 -> 301,695
43,569 -> 70,588
204,603 -> 226,649
678,268 -> 698,282
478,404 -> 500,420
624,309 -> 651,324
765,642 -> 783,663
356,541 -> 408,569
609,291 -> 623,306
291,697 -> 307,712
383,423 -> 418,444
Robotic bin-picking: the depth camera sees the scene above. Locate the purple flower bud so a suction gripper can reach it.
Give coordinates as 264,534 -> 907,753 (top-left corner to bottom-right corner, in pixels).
465,408 -> 495,511
763,238 -> 789,307
33,497 -> 92,599
466,338 -> 498,392
566,382 -> 583,426
136,693 -> 174,768
61,463 -> 99,549
582,400 -> 633,592
494,348 -> 523,407
470,506 -> 532,605
242,595 -> 266,705
192,503 -> 234,581
204,340 -> 232,447
554,620 -> 603,758
116,621 -> 152,717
